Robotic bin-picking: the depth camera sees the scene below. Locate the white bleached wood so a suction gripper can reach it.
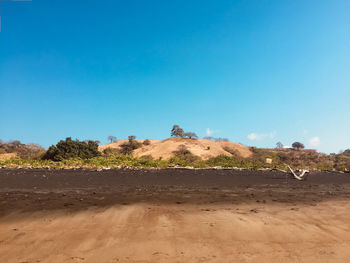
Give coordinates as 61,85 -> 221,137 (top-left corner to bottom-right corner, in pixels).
287,165 -> 309,181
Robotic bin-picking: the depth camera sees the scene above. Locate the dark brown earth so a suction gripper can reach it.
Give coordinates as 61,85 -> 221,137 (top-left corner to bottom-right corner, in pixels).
1,168 -> 350,216
2,169 -> 350,263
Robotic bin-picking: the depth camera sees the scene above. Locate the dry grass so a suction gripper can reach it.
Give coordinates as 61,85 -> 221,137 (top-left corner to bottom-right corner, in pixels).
0,153 -> 17,161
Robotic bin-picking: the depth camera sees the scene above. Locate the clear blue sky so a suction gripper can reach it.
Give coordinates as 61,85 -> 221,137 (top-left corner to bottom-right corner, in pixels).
0,0 -> 349,153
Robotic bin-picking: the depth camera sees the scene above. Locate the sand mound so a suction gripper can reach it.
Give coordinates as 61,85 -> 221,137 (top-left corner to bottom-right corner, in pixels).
0,153 -> 17,161
99,138 -> 252,160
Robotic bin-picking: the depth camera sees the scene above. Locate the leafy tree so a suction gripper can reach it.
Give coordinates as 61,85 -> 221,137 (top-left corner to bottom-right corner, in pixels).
292,142 -> 305,150
108,136 -> 117,143
184,132 -> 198,139
42,137 -> 100,161
276,142 -> 284,149
171,125 -> 184,137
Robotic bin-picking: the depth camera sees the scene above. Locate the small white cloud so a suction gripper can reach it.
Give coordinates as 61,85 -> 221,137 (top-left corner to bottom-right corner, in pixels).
247,133 -> 258,140
309,137 -> 320,147
247,131 -> 277,141
206,128 -> 214,136
303,130 -> 309,135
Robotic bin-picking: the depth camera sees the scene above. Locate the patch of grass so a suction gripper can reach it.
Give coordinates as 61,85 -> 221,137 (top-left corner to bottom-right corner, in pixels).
1,150 -> 349,171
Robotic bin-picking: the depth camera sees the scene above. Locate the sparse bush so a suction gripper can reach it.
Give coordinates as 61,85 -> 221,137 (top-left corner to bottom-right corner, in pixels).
174,145 -> 191,155
170,145 -> 201,164
203,137 -> 228,142
140,154 -> 153,160
214,137 -> 229,142
223,146 -> 239,156
17,144 -> 46,160
120,135 -> 142,154
103,147 -> 120,156
183,132 -> 198,139
143,139 -> 151,146
0,140 -> 45,160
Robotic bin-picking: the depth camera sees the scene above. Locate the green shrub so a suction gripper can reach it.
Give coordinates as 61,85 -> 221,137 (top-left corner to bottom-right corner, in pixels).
169,145 -> 201,166
42,137 -> 100,161
120,136 -> 142,154
103,147 -> 120,156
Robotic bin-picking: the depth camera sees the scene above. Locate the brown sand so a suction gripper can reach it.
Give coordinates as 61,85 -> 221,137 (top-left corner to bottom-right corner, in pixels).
1,169 -> 350,263
99,137 -> 252,160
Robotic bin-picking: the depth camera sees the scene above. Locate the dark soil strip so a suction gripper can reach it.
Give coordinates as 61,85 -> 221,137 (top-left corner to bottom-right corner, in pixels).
1,169 -> 350,216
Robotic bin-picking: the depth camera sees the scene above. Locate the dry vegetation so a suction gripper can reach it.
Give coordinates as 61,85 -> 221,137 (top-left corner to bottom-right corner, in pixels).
0,140 -> 45,160
1,136 -> 349,171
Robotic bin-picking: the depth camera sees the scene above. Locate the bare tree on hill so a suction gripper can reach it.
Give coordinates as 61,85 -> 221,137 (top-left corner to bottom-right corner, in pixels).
276,142 -> 284,148
128,135 -> 136,142
184,132 -> 198,139
108,136 -> 117,143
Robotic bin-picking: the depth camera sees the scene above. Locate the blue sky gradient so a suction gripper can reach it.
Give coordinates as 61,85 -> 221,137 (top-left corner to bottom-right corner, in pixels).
0,0 -> 349,153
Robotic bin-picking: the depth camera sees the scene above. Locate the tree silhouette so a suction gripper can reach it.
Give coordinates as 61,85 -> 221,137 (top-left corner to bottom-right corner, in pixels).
276,142 -> 284,148
171,125 -> 184,137
292,142 -> 304,150
108,136 -> 117,143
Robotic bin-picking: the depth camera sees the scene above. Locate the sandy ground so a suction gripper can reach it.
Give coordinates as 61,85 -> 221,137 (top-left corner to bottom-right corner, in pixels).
1,169 -> 350,263
99,137 -> 252,159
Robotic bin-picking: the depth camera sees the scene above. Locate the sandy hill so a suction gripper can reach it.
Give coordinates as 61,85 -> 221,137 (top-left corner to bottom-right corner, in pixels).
99,138 -> 252,160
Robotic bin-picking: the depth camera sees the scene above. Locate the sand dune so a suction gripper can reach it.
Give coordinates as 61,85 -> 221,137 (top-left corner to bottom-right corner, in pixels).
99,137 -> 252,160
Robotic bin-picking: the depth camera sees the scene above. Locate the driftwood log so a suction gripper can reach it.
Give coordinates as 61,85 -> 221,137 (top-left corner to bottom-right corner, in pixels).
287,165 -> 309,181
